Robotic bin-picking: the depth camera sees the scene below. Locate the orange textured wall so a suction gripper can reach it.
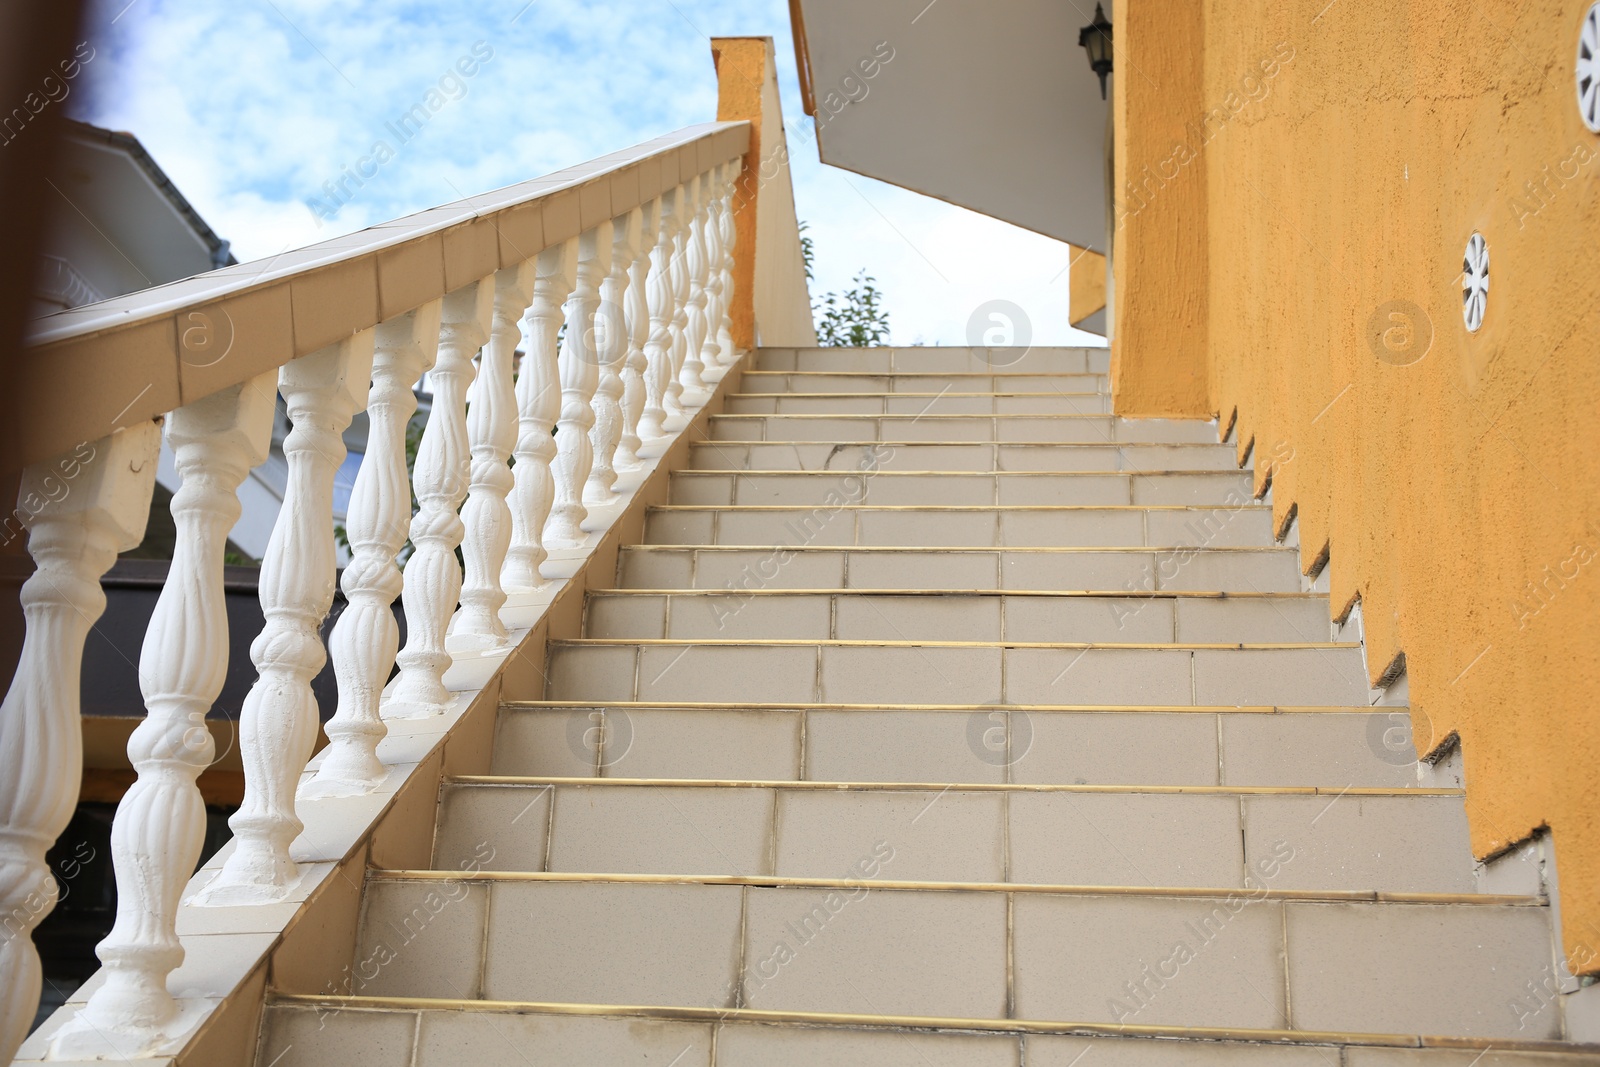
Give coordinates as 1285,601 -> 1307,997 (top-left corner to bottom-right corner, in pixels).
1068,246 -> 1107,326
1115,0 -> 1600,971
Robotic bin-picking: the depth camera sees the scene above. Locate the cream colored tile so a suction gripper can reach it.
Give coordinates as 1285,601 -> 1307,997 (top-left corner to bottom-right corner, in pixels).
617,547 -> 694,587
856,510 -> 999,547
1012,894 -> 1286,1028
774,789 -> 1005,881
1132,471 -> 1253,506
644,509 -> 715,545
482,881 -> 742,1005
1344,1049 -> 1600,1066
1113,417 -> 1219,444
491,708 -> 604,777
1285,901 -> 1556,1038
585,594 -> 667,639
602,708 -> 802,780
884,394 -> 994,415
1192,648 -> 1369,705
834,594 -> 1002,642
549,784 -> 773,875
1221,712 -> 1417,788
1174,596 -> 1330,643
806,710 -> 1008,784
257,1005 -> 416,1067
740,886 -> 1007,1017
892,415 -> 993,441
999,551 -> 1150,591
667,593 -> 832,639
846,550 -> 997,588
1010,792 -> 1245,886
1014,712 -> 1219,785
820,645 -> 1001,705
1155,548 -> 1302,592
354,879 -> 488,999
1003,595 -> 1174,643
996,394 -> 1110,415
545,644 -> 636,701
1244,795 -> 1475,892
671,473 -> 735,505
998,417 -> 1108,443
415,1011 -> 712,1066
715,509 -> 857,548
1029,1034 -> 1334,1064
716,1023 -> 1017,1066
691,549 -> 847,589
997,444 -> 1121,471
775,395 -> 884,415
998,510 -> 1145,547
637,644 -> 817,703
688,441 -> 751,468
864,473 -> 996,506
434,784 -> 551,872
997,474 -> 1129,505
1146,507 -> 1275,547
1116,444 -> 1241,472
1005,648 -> 1193,705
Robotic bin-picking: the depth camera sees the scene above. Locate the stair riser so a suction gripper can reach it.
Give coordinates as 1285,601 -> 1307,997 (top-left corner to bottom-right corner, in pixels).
644,507 -> 1278,548
688,442 -> 1242,473
753,347 -> 1111,375
434,783 -> 1470,893
724,395 -> 1115,415
494,707 -> 1422,789
670,471 -> 1254,508
708,416 -> 1220,444
585,593 -> 1331,644
618,547 -> 1305,592
349,879 -> 1554,1039
739,371 -> 1109,394
546,644 -> 1371,706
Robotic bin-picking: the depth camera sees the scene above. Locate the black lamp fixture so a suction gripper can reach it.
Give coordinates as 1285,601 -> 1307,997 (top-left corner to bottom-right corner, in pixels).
1078,2 -> 1114,100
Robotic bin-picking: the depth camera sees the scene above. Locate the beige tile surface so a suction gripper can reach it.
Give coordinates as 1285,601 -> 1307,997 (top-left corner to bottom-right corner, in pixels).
1029,1034 -> 1338,1064
805,709 -> 1009,784
637,644 -> 816,703
585,594 -> 667,639
1013,894 -> 1286,1028
998,509 -> 1145,547
491,708 -> 602,777
1285,901 -> 1557,1038
833,594 -> 1002,642
773,789 -> 1005,882
857,510 -> 999,547
1243,795 -> 1475,892
414,1011 -> 712,1066
257,1005 -> 417,1067
1003,595 -> 1175,643
819,645 -> 1001,704
482,881 -> 743,1006
1146,507 -> 1275,547
434,784 -> 551,872
546,644 -> 637,701
1005,648 -> 1194,705
1009,792 -> 1245,887
1221,712 -> 1417,787
1192,648 -> 1369,705
600,708 -> 802,780
740,886 -> 1008,1018
354,880 -> 488,999
844,550 -> 998,590
715,509 -> 858,547
548,784 -> 773,875
691,548 -> 847,588
716,1024 -> 1018,1066
1014,711 -> 1219,785
666,593 -> 833,639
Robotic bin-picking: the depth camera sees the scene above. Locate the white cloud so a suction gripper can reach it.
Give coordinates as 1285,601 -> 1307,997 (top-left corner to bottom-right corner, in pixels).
76,0 -> 1102,346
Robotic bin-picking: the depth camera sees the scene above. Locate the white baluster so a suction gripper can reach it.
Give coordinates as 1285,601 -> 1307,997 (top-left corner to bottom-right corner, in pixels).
503,241 -> 574,592
584,210 -> 637,505
699,165 -> 727,378
51,382 -> 273,1057
718,163 -> 740,365
679,174 -> 711,401
0,425 -> 159,1063
638,190 -> 678,444
198,334 -> 375,904
307,305 -> 441,797
455,269 -> 530,647
664,184 -> 691,430
544,221 -> 612,547
388,284 -> 491,718
615,199 -> 657,472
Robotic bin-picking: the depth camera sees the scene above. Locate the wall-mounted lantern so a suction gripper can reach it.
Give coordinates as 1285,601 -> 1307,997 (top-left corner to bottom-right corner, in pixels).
1079,3 -> 1114,100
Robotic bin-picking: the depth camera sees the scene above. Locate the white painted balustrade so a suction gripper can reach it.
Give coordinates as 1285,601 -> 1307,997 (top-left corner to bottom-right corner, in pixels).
0,124 -> 751,1063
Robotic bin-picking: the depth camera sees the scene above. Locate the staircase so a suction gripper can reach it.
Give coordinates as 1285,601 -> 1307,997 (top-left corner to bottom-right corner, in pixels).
260,347 -> 1578,1064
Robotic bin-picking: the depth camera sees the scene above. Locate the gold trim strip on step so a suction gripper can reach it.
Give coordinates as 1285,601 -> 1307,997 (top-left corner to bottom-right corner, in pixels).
588,588 -> 1321,599
740,370 -> 1107,377
447,775 -> 1459,797
366,869 -> 1524,905
648,504 -> 1270,513
266,994 -> 1588,1053
677,468 -> 1244,478
727,392 -> 1111,399
550,637 -> 1359,650
693,440 -> 1215,447
502,700 -> 1388,716
709,413 -> 1178,420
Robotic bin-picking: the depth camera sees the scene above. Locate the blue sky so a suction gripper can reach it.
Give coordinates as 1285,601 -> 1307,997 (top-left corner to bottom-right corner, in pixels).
75,0 -> 1099,346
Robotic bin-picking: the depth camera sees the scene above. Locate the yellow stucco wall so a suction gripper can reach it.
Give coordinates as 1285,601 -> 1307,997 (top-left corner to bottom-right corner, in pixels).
1114,0 -> 1600,971
1068,246 -> 1107,327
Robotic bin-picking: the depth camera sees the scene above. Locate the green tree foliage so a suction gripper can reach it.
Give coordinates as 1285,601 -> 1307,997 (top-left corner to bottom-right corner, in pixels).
815,269 -> 891,347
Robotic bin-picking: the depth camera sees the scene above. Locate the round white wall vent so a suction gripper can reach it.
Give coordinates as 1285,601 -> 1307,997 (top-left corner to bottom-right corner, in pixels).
1462,233 -> 1488,332
1581,4 -> 1600,131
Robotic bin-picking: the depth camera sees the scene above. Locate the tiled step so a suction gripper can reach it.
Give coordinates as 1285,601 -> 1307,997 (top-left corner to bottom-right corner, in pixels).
723,392 -> 1114,415
739,369 -> 1110,394
669,469 -> 1254,507
616,545 -> 1305,592
708,413 -> 1220,444
262,1000 -> 1595,1067
753,345 -> 1110,375
583,590 -> 1332,644
337,874 -> 1554,1040
432,777 -> 1472,892
644,504 -> 1278,547
544,639 -> 1371,706
688,440 -> 1242,473
493,703 -> 1424,789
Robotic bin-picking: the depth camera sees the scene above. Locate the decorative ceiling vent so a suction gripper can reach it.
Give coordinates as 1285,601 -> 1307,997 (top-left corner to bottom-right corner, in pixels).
1462,233 -> 1488,333
1580,3 -> 1600,132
